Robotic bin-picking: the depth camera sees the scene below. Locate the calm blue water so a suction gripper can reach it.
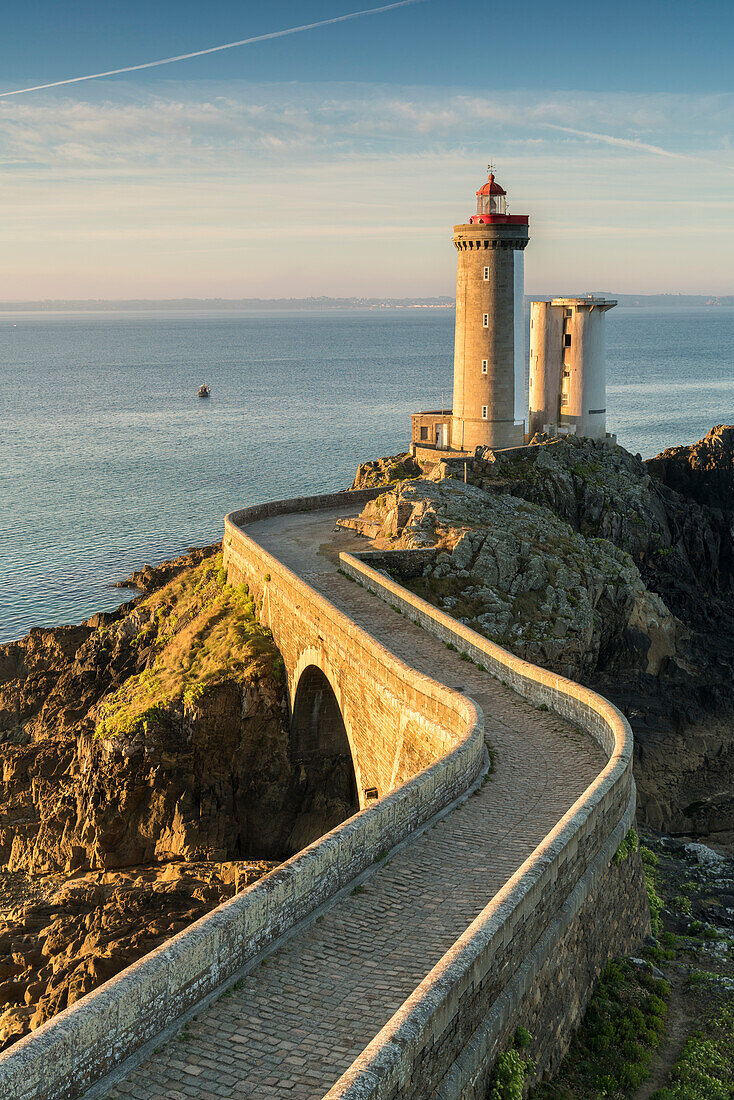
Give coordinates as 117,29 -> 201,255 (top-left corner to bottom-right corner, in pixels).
1,307 -> 732,643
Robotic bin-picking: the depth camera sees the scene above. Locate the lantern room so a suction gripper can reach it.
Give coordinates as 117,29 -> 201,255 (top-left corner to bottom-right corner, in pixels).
476,171 -> 506,216
468,167 -> 529,226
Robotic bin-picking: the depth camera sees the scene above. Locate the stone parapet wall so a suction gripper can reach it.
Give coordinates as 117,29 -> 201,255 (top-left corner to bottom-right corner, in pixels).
0,490 -> 645,1100
226,487 -> 384,528
434,838 -> 649,1098
342,548 -> 440,581
516,850 -> 649,1090
0,490 -> 485,1100
224,494 -> 483,800
329,549 -> 641,1097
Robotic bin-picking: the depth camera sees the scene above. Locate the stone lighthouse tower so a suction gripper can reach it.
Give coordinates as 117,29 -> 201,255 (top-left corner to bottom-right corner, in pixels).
410,168 -> 530,457
451,168 -> 530,451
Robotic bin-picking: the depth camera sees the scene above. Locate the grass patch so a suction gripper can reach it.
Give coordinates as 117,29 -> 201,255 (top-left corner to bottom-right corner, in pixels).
650,991 -> 733,1100
613,828 -> 640,866
490,1029 -> 535,1099
95,554 -> 281,740
641,845 -> 664,936
531,959 -> 669,1099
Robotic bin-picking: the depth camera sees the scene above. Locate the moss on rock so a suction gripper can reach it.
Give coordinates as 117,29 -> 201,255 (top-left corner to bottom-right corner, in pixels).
95,554 -> 280,740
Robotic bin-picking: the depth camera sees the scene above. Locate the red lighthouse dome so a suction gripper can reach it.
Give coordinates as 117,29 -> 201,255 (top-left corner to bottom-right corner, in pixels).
469,167 -> 529,226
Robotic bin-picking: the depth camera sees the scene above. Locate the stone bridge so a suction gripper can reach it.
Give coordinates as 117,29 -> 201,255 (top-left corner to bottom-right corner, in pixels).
228,489 -> 483,832
0,488 -> 649,1100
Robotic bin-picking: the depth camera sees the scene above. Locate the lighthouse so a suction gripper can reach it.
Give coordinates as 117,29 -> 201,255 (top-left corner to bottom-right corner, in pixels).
452,168 -> 530,450
411,168 -> 530,455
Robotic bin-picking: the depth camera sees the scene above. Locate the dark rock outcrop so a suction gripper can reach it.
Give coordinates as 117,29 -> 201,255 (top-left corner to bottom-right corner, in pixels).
0,547 -> 354,1050
0,860 -> 274,1049
353,475 -> 682,681
647,424 -> 734,512
114,542 -> 221,593
352,430 -> 734,850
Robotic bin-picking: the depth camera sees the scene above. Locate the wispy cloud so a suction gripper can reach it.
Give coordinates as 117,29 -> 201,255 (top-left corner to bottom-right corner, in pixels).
3,85 -> 733,177
1,83 -> 733,297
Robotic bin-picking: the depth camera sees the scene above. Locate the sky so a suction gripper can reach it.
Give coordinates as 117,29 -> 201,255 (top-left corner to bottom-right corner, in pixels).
2,0 -> 733,299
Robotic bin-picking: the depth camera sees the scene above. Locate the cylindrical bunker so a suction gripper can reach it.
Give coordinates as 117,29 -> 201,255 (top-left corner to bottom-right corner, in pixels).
528,297 -> 617,440
529,300 -> 564,437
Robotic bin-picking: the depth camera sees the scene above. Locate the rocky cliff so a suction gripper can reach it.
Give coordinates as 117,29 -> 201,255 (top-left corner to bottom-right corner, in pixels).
647,423 -> 734,512
351,427 -> 734,850
0,549 -> 333,1050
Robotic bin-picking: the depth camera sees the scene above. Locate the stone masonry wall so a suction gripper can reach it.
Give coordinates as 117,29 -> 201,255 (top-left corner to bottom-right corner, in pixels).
224,495 -> 480,801
324,550 -> 645,1098
519,851 -> 650,1089
435,849 -> 650,1100
0,492 -> 485,1100
0,489 -> 646,1100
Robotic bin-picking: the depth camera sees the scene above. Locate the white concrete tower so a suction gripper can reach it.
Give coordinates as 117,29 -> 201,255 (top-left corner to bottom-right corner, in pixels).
450,169 -> 530,452
529,297 -> 617,439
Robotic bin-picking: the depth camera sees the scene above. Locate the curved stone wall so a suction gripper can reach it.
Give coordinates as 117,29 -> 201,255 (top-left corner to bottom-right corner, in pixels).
223,491 -> 481,805
331,549 -> 639,1097
0,488 -> 642,1100
0,491 -> 485,1100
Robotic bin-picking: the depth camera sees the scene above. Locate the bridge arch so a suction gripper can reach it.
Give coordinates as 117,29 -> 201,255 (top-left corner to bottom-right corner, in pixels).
289,646 -> 363,805
283,649 -> 363,852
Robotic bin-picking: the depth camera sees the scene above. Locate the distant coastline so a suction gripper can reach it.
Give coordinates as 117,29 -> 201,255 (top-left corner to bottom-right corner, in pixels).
1,293 -> 732,312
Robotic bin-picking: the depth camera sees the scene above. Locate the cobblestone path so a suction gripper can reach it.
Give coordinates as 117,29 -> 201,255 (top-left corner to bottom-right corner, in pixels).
104,511 -> 604,1100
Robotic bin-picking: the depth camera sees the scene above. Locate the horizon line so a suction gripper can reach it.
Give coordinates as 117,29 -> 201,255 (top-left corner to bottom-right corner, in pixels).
0,291 -> 732,307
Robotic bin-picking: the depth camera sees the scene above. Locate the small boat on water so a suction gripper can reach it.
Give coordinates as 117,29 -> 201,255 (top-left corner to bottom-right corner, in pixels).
198,384 -> 210,398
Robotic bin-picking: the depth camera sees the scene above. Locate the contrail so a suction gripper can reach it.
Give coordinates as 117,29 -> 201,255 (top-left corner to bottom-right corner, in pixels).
543,123 -> 691,162
0,0 -> 427,98
543,123 -> 733,173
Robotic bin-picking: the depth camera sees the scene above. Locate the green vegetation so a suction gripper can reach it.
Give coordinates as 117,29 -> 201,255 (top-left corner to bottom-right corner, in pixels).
515,1026 -> 532,1050
574,460 -> 604,485
613,829 -> 639,866
386,460 -> 418,484
641,846 -> 664,936
650,988 -> 733,1100
95,554 -> 281,740
531,960 -> 669,1100
489,1030 -> 535,1100
530,830 -> 733,1100
490,1049 -> 533,1100
672,893 -> 693,916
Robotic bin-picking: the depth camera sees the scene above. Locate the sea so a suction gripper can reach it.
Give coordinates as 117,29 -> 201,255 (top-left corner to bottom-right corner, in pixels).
1,306 -> 732,644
